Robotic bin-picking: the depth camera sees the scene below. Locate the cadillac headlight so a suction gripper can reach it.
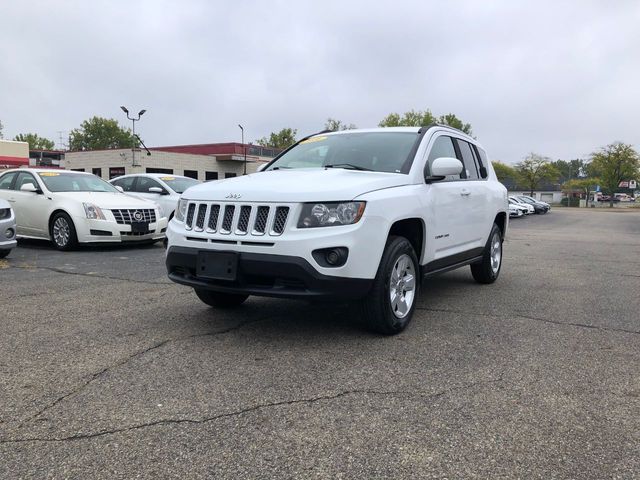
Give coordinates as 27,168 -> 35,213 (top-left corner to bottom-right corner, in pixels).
175,198 -> 188,222
298,202 -> 366,228
83,203 -> 106,220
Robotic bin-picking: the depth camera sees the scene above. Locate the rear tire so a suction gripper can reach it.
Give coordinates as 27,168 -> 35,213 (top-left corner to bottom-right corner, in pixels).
471,223 -> 503,284
361,236 -> 419,335
195,289 -> 249,308
0,249 -> 10,259
50,212 -> 78,251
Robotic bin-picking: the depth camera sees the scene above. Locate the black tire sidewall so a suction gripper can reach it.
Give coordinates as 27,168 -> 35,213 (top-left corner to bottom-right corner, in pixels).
365,236 -> 420,334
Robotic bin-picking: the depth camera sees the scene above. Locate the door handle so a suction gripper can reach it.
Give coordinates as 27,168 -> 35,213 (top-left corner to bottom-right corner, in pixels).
460,189 -> 471,196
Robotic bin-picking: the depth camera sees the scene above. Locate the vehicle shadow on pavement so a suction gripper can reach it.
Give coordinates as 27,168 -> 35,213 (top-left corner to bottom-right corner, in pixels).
16,237 -> 162,253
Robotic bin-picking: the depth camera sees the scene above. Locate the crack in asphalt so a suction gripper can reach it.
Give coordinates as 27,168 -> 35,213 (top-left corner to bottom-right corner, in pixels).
0,376 -> 506,444
11,264 -> 171,285
19,316 -> 271,426
417,307 -> 640,335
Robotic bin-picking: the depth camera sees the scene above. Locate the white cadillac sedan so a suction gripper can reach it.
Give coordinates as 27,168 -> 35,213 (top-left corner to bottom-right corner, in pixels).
0,168 -> 168,250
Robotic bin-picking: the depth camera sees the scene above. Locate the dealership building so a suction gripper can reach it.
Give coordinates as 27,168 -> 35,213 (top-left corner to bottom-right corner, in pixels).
63,143 -> 280,180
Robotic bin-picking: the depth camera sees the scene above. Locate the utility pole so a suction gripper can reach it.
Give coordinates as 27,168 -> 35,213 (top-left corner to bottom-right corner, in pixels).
238,124 -> 246,175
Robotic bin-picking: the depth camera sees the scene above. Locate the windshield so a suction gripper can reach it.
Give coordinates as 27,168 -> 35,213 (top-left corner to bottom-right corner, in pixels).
38,172 -> 119,193
265,132 -> 418,174
160,176 -> 200,193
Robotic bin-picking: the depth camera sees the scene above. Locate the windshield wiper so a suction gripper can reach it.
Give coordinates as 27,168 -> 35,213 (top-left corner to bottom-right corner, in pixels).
271,166 -> 292,170
324,163 -> 372,171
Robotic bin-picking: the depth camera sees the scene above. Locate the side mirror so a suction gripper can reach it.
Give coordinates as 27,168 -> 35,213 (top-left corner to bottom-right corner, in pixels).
426,157 -> 464,182
20,183 -> 40,193
148,187 -> 165,194
114,185 -> 124,193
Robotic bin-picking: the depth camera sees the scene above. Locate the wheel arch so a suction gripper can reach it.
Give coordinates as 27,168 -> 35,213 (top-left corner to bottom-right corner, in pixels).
494,211 -> 507,239
388,217 -> 425,263
48,209 -> 74,238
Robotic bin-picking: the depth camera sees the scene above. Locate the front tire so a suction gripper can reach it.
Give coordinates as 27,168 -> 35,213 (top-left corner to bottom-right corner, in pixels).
471,223 -> 503,284
195,289 -> 249,308
361,236 -> 419,335
50,212 -> 78,251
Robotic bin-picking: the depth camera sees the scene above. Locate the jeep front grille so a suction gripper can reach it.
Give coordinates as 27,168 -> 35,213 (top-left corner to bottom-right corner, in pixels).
183,202 -> 290,236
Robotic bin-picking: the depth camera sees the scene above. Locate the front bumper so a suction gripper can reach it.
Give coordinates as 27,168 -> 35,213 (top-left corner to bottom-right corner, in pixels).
72,216 -> 168,243
166,246 -> 373,299
0,215 -> 18,250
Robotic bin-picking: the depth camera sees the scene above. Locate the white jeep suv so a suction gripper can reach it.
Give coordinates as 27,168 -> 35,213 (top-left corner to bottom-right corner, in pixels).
166,126 -> 508,334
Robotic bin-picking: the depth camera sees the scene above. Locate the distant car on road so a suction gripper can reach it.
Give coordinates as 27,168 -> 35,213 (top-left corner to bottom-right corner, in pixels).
0,169 -> 167,250
0,198 -> 17,258
515,195 -> 550,214
110,173 -> 200,220
509,196 -> 533,215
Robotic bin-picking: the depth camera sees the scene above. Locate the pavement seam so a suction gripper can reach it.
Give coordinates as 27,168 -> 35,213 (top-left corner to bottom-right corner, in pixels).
417,307 -> 640,336
19,316 -> 271,426
11,264 -> 171,286
0,376 -> 506,444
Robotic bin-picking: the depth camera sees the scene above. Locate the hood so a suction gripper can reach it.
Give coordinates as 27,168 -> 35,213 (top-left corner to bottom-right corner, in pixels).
52,191 -> 159,209
182,168 -> 412,202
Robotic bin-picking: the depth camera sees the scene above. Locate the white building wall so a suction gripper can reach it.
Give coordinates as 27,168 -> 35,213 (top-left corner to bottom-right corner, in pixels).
63,149 -> 264,180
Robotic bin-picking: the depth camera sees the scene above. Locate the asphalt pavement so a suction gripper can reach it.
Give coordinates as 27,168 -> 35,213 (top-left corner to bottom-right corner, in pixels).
1,209 -> 639,479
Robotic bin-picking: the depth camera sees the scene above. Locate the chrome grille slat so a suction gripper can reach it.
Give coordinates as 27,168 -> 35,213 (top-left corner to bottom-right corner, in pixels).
221,205 -> 235,234
195,204 -> 207,231
253,206 -> 269,235
236,206 -> 251,234
207,204 -> 220,232
185,204 -> 196,230
111,209 -> 156,225
272,207 -> 289,235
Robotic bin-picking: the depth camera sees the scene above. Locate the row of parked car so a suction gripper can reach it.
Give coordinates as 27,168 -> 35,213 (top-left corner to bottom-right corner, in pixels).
0,168 -> 197,256
508,195 -> 551,218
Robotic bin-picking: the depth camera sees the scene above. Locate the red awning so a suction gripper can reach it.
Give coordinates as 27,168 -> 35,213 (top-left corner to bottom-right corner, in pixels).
0,155 -> 29,166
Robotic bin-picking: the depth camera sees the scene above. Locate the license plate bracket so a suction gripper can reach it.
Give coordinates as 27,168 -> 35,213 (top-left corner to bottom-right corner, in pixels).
196,251 -> 238,281
131,222 -> 149,233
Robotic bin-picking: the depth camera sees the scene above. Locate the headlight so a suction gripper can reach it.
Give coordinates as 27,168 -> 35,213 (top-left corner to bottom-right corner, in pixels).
298,202 -> 366,228
0,208 -> 10,220
83,203 -> 106,220
175,198 -> 188,222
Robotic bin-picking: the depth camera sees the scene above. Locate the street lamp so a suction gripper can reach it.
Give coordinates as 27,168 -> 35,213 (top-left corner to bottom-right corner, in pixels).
121,106 -> 146,167
238,124 -> 247,175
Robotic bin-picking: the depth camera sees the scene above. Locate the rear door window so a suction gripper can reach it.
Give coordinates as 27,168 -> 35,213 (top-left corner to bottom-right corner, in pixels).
112,176 -> 136,192
455,139 -> 479,180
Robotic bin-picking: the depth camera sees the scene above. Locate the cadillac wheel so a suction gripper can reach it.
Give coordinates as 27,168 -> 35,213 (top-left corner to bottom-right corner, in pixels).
361,236 -> 419,335
51,212 -> 78,251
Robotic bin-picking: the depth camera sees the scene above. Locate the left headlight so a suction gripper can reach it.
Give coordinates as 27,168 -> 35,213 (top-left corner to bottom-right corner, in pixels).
0,208 -> 10,220
298,201 -> 366,228
175,198 -> 188,222
83,203 -> 106,220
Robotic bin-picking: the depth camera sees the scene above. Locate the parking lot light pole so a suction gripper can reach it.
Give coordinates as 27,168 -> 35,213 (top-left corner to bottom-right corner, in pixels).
238,124 -> 246,175
121,106 -> 146,167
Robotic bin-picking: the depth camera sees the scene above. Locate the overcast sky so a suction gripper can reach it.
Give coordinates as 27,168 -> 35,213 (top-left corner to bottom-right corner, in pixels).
1,1 -> 639,163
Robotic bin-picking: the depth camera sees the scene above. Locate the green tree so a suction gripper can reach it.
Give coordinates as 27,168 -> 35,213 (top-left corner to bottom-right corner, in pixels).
256,128 -> 297,149
562,177 -> 600,207
13,133 -> 55,150
551,158 -> 587,183
492,161 -> 519,185
589,142 -> 640,207
324,118 -> 357,131
515,153 -> 560,196
379,109 -> 472,135
69,116 -> 136,151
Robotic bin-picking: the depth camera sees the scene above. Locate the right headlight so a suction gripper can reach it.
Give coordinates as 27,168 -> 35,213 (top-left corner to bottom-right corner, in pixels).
175,198 -> 188,222
298,201 -> 366,228
0,208 -> 10,220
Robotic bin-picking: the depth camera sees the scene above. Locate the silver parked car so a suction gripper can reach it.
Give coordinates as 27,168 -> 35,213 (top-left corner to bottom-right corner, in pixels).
0,198 -> 17,258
